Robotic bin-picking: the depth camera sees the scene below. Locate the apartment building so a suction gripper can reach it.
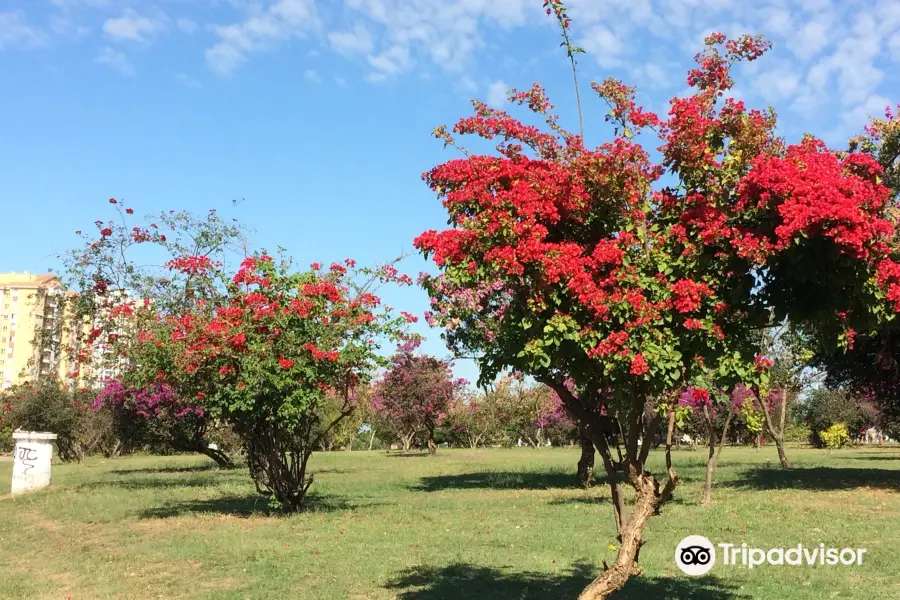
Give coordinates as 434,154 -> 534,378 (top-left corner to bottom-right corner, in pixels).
1,273 -> 140,390
0,272 -> 70,389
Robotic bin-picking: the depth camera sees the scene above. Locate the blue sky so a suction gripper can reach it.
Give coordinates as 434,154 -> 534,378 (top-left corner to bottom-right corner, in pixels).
2,0 -> 899,383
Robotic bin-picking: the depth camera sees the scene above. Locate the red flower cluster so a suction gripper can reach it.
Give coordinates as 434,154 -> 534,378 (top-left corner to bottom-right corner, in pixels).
165,255 -> 221,275
754,355 -> 773,371
671,279 -> 713,313
738,139 -> 892,261
589,331 -> 629,358
304,343 -> 339,362
630,354 -> 649,376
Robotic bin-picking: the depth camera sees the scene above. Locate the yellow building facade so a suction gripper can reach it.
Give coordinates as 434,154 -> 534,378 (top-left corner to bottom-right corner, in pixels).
0,273 -> 83,389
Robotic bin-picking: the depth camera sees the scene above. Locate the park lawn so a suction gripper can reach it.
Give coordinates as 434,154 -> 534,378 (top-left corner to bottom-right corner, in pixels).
1,447 -> 899,600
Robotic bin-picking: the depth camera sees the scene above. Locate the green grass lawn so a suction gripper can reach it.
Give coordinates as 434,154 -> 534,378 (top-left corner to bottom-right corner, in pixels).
1,446 -> 899,600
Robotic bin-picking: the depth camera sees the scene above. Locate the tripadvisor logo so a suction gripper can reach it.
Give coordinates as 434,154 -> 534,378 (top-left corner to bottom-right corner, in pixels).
675,536 -> 867,575
675,535 -> 716,576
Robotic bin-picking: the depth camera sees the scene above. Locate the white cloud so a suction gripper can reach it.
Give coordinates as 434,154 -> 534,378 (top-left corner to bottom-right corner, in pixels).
367,44 -> 414,76
304,68 -> 321,84
103,9 -> 163,42
800,0 -> 831,11
341,0 -> 534,75
23,0 -> 896,141
206,0 -> 319,75
762,7 -> 793,37
50,0 -> 110,7
176,19 -> 197,35
812,34 -> 884,106
328,24 -> 374,56
788,18 -> 831,59
753,64 -> 801,102
176,73 -> 201,88
581,24 -> 623,68
458,75 -> 478,93
335,75 -> 347,86
830,93 -> 893,143
640,62 -> 670,89
50,15 -> 89,38
0,11 -> 46,49
791,85 -> 827,115
486,80 -> 507,107
95,46 -> 134,76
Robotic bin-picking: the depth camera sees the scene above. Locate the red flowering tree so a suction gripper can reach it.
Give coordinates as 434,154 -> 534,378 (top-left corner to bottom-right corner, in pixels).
373,353 -> 464,454
127,254 -> 413,510
415,4 -> 898,597
818,105 -> 900,440
53,202 -> 249,466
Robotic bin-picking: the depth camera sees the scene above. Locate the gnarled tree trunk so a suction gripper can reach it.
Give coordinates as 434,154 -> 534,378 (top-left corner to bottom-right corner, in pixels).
577,468 -> 658,599
758,389 -> 792,469
577,426 -> 595,488
196,444 -> 236,469
400,430 -> 416,451
700,404 -> 734,507
426,425 -> 437,455
543,379 -> 680,600
575,404 -> 679,600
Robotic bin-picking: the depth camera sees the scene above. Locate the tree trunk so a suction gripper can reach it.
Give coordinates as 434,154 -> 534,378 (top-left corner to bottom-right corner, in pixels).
538,380 -> 680,600
757,386 -> 792,468
577,405 -> 678,600
775,439 -> 791,468
368,429 -> 376,451
401,431 -> 415,451
577,471 -> 658,600
196,445 -> 235,469
577,428 -> 595,488
700,405 -> 733,507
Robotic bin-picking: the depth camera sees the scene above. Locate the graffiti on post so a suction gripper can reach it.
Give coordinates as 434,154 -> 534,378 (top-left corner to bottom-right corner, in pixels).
15,446 -> 38,475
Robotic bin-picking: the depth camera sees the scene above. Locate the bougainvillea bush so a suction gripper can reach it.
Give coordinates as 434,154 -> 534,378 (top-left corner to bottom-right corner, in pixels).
55,203 -> 251,463
819,105 -> 900,440
372,353 -> 465,454
0,381 -> 115,462
414,3 -> 899,597
125,254 -> 412,510
93,379 -> 236,467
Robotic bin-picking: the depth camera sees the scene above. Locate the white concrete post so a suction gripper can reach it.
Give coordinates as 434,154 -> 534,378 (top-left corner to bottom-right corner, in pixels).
11,430 -> 58,495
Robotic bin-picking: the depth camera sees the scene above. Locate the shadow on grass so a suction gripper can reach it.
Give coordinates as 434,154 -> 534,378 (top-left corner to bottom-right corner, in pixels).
111,463 -> 228,476
547,494 -> 691,508
385,453 -> 433,458
384,563 -> 750,600
81,474 -> 235,491
844,454 -> 900,461
137,493 -> 358,519
413,470 -> 577,492
726,466 -> 900,491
